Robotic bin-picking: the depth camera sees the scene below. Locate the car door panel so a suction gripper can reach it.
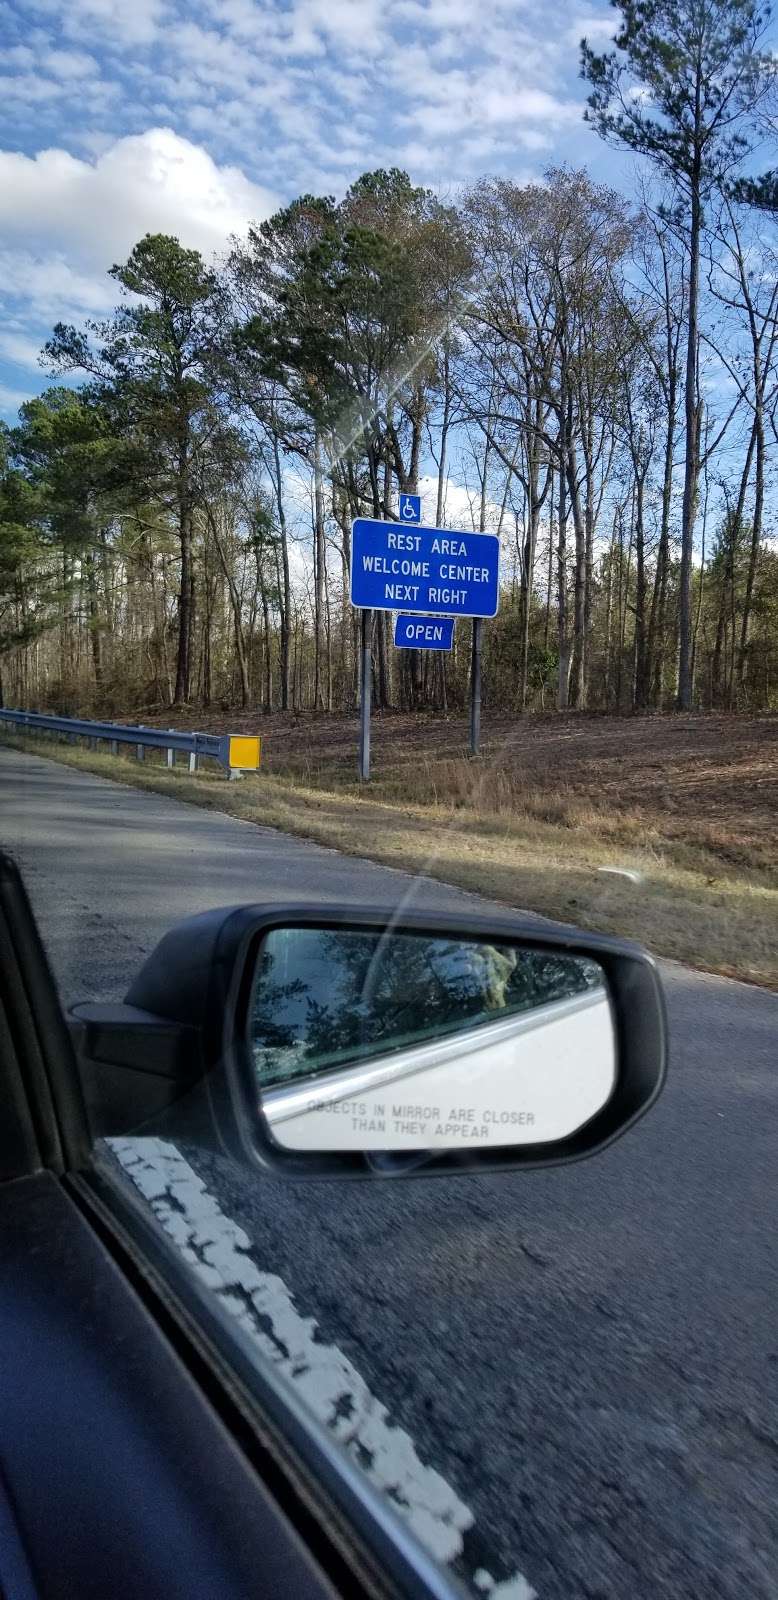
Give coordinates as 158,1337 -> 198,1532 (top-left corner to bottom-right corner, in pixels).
0,1171 -> 338,1600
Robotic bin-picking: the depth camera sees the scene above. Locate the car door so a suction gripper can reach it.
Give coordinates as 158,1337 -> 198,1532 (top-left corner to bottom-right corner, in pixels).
0,851 -> 464,1600
0,848 -> 667,1600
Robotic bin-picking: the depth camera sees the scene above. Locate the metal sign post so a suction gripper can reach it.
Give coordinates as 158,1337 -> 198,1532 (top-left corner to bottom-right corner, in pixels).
470,618 -> 483,756
359,607 -> 372,782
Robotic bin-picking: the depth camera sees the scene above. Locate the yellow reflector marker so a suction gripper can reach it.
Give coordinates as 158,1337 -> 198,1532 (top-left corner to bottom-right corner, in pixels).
228,735 -> 261,770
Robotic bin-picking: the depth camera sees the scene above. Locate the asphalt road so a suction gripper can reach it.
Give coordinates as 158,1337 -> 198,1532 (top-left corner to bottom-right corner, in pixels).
2,745 -> 777,1600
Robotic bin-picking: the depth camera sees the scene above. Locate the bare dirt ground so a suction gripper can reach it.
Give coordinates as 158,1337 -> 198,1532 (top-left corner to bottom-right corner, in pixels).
130,708 -> 777,877
9,710 -> 776,984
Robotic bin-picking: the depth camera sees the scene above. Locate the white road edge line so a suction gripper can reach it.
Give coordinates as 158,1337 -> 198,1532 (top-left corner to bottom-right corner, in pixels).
109,1136 -> 536,1600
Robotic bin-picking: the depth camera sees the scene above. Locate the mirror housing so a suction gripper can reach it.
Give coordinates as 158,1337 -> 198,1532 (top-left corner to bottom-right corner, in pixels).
70,904 -> 667,1178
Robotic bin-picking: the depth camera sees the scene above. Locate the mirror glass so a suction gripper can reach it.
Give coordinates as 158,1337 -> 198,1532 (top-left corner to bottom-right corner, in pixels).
249,927 -> 616,1151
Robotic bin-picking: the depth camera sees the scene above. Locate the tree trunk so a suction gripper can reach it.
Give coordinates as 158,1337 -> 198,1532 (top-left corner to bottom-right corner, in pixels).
603,516 -> 615,709
691,469 -> 708,699
678,167 -> 702,710
633,473 -> 648,711
272,431 -> 292,711
84,547 -> 103,691
201,573 -> 212,708
557,447 -> 570,711
376,448 -> 393,709
324,559 -> 333,712
174,449 -> 193,704
517,504 -> 534,713
207,506 -> 250,709
173,424 -> 194,704
567,435 -> 586,709
616,508 -> 634,714
313,429 -> 326,710
582,452 -> 596,706
400,447 -> 422,709
435,344 -> 452,527
712,427 -> 754,704
261,582 -> 273,712
376,615 -> 391,709
736,405 -> 764,696
544,502 -> 554,654
648,420 -> 673,708
517,393 -> 548,713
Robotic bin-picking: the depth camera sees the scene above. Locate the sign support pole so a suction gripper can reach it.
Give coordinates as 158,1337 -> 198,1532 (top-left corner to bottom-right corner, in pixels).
470,618 -> 482,757
359,607 -> 372,781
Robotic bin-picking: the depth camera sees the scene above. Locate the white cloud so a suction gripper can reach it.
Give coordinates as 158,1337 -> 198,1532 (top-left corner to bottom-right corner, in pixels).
0,129 -> 280,417
201,0 -> 389,56
0,382 -> 36,417
165,22 -> 265,87
0,72 -> 67,105
394,0 -> 494,29
4,45 -> 36,68
0,251 -> 117,323
418,475 -> 505,533
58,0 -> 164,46
288,0 -> 387,50
0,329 -> 49,371
482,86 -> 578,126
0,128 -> 278,270
572,14 -> 617,46
386,43 -> 578,152
42,48 -> 100,79
515,129 -> 553,152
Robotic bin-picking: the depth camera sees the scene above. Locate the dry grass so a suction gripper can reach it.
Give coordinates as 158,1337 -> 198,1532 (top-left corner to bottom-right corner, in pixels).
4,720 -> 776,990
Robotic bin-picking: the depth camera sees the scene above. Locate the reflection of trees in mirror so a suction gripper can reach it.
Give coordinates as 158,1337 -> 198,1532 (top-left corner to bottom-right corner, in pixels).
250,955 -> 310,1083
251,930 -> 604,1091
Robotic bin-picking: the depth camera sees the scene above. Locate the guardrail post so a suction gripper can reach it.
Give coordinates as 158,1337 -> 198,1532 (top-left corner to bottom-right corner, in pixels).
111,740 -> 118,757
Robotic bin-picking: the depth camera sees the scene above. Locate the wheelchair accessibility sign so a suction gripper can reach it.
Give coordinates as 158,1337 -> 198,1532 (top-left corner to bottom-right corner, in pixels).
398,494 -> 421,523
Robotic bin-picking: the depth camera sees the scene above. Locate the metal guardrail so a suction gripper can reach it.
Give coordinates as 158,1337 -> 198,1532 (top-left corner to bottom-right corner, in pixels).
0,708 -> 260,778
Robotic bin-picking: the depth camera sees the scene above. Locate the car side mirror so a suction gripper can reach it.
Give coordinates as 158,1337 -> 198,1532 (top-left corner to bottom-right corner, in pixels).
70,905 -> 667,1178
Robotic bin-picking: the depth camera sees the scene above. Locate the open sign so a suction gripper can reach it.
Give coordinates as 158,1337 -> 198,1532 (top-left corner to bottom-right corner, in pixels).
394,615 -> 455,651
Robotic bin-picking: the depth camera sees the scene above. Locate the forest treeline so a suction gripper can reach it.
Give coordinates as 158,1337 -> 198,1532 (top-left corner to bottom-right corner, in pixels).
1,0 -> 777,719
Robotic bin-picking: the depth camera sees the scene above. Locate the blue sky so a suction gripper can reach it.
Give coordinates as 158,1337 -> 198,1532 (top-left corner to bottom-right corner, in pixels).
0,0 -> 714,419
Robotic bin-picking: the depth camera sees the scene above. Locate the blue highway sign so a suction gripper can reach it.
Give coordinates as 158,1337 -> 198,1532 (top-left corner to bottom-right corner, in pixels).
394,614 -> 455,651
398,493 -> 421,524
350,519 -> 500,618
